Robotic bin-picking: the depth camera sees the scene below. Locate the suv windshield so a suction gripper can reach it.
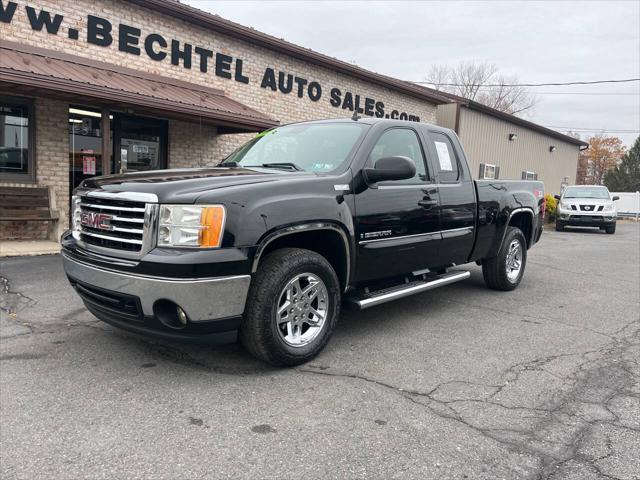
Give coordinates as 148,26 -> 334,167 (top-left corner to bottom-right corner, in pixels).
563,187 -> 610,199
221,123 -> 367,173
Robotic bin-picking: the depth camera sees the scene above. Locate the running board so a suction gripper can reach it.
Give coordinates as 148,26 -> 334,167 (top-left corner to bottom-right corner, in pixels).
347,270 -> 471,310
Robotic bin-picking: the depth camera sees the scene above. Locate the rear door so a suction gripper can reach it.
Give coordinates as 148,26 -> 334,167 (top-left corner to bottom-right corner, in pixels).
354,126 -> 441,282
424,130 -> 476,266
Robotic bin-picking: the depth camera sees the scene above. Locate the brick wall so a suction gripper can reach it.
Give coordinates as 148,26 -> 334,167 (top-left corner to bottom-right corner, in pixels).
1,98 -> 69,240
168,120 -> 218,169
0,0 -> 440,240
0,0 -> 438,127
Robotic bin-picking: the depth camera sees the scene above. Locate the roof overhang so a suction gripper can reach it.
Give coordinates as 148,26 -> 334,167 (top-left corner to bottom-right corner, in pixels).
0,40 -> 277,133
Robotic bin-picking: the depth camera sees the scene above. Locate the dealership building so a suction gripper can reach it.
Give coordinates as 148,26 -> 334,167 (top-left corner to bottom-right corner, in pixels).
0,0 -> 588,241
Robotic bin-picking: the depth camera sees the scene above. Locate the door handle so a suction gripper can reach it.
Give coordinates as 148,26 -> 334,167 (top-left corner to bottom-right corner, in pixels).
418,199 -> 438,209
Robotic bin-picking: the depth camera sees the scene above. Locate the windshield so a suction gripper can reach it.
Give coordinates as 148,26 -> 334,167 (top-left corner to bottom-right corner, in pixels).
563,186 -> 610,199
221,123 -> 367,173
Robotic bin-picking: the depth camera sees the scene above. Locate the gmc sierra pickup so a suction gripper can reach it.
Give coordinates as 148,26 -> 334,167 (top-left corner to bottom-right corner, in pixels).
62,118 -> 544,366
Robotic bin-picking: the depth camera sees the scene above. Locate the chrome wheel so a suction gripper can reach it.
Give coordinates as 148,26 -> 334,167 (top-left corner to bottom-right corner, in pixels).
505,239 -> 523,283
276,273 -> 329,347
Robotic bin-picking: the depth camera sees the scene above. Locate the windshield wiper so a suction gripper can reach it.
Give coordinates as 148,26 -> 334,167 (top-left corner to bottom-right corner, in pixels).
243,163 -> 304,172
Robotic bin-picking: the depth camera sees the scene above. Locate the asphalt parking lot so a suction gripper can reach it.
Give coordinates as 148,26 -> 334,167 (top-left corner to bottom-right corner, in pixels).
1,224 -> 639,480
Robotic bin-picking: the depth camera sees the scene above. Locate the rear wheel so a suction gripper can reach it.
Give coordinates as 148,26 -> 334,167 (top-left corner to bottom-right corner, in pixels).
606,223 -> 616,234
240,248 -> 341,366
482,227 -> 527,291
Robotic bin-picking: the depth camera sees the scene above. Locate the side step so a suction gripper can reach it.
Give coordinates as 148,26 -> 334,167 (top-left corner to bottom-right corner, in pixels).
346,270 -> 470,310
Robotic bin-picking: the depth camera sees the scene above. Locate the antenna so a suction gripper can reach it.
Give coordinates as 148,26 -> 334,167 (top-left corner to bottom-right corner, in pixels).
351,110 -> 361,121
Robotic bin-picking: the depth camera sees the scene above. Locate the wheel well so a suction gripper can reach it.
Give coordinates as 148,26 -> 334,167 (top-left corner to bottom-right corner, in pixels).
256,230 -> 349,290
509,211 -> 533,247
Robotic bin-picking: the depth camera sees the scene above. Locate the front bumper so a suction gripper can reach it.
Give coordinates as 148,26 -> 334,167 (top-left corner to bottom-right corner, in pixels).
558,210 -> 616,227
63,252 -> 251,343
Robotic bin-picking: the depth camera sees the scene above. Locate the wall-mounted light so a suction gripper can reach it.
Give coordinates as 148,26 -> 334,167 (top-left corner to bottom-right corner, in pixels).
509,133 -> 518,141
549,146 -> 557,152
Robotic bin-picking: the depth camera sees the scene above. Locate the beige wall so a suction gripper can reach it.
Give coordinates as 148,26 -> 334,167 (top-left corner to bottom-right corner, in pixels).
458,107 -> 580,194
436,103 -> 457,131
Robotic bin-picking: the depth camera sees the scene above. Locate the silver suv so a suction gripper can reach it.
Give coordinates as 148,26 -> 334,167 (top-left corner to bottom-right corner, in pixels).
555,185 -> 619,234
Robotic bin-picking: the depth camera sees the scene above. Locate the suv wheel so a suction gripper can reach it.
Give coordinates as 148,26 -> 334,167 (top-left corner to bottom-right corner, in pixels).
606,223 -> 616,234
240,248 -> 341,366
555,220 -> 564,231
482,227 -> 527,291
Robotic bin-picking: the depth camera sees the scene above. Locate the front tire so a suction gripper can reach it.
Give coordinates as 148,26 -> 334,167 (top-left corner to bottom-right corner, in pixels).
482,227 -> 527,291
606,223 -> 616,234
240,248 -> 341,366
555,220 -> 564,231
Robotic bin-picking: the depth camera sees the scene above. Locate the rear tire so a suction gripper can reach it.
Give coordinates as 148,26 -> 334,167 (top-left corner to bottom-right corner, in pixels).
555,220 -> 564,231
240,248 -> 341,366
606,224 -> 616,234
482,227 -> 527,291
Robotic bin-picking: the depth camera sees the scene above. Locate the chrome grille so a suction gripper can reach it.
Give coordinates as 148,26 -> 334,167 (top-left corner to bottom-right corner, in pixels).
79,197 -> 146,252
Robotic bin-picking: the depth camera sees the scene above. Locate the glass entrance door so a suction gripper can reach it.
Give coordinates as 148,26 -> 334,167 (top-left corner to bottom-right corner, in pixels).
114,115 -> 167,173
69,106 -> 111,193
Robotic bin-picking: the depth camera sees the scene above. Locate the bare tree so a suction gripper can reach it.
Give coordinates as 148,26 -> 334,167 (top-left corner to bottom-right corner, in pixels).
426,61 -> 538,116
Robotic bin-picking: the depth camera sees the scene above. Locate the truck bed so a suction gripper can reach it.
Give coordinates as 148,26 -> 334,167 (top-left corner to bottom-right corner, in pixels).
471,179 -> 545,262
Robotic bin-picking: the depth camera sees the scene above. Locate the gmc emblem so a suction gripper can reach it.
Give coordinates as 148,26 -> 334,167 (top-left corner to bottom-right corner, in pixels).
80,211 -> 113,230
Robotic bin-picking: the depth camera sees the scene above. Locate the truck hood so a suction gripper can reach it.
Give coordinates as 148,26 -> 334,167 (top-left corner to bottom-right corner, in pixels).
79,167 -> 318,203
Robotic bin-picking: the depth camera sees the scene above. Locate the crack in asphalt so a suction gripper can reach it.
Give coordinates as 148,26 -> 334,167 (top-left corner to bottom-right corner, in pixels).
298,319 -> 640,480
0,275 -> 38,315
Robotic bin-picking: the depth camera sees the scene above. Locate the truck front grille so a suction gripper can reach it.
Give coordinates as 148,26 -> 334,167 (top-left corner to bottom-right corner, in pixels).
79,197 -> 147,253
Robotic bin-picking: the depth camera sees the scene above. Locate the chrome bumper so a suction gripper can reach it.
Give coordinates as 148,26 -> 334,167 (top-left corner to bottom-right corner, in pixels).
62,254 -> 251,322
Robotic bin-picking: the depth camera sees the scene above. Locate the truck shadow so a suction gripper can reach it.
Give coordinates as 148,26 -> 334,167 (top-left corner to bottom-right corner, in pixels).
80,271 -> 489,375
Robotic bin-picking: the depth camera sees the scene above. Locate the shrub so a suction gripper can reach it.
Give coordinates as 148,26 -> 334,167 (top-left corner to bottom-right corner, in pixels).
544,193 -> 557,221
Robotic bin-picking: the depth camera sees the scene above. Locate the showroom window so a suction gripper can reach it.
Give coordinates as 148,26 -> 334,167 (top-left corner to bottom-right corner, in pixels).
0,97 -> 35,183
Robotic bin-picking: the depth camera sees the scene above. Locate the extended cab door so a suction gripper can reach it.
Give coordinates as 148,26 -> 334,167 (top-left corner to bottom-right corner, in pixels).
354,126 -> 441,283
424,130 -> 477,266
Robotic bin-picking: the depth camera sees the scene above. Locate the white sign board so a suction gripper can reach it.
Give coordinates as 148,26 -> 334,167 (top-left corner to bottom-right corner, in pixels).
434,141 -> 453,171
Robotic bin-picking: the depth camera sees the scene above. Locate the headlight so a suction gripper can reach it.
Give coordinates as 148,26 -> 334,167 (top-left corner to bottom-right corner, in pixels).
71,196 -> 82,235
603,203 -> 614,212
560,202 -> 573,211
157,205 -> 226,248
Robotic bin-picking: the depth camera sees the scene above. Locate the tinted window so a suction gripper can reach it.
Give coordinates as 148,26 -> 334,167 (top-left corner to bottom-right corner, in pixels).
369,128 -> 428,184
563,187 -> 610,199
223,123 -> 367,173
0,102 -> 30,176
430,132 -> 459,182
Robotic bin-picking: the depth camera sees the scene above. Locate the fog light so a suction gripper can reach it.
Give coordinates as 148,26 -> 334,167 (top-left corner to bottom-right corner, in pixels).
177,306 -> 188,326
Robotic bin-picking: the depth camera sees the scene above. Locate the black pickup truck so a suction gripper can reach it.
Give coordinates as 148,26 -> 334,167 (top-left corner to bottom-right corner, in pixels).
62,118 -> 544,365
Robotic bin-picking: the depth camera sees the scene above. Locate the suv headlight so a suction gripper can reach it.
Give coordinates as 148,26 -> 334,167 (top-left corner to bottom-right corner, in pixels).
603,203 -> 615,212
560,202 -> 573,211
158,205 -> 226,248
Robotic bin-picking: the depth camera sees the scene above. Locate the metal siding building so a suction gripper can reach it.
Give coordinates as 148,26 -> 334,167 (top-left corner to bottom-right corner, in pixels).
437,102 -> 588,194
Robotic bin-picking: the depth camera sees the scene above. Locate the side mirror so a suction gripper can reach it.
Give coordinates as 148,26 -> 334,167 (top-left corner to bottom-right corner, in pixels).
554,194 -> 561,201
612,195 -> 620,201
363,156 -> 416,184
